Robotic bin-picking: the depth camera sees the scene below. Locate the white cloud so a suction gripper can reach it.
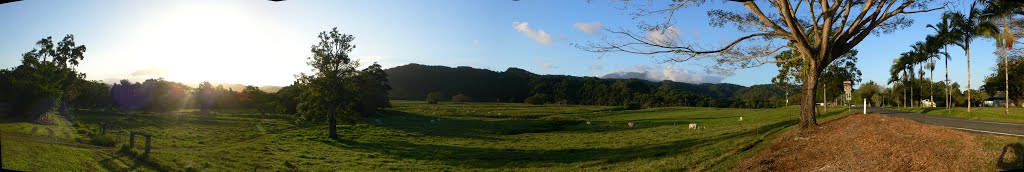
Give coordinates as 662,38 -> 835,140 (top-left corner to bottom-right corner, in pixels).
513,21 -> 554,45
646,26 -> 680,47
574,22 -> 603,35
539,63 -> 558,70
601,65 -> 724,84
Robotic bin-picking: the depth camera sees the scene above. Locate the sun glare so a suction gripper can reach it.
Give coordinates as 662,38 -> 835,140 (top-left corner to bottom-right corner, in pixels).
117,1 -> 304,86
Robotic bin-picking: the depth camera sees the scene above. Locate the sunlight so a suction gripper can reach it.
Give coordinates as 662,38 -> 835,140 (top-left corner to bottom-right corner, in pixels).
118,1 -> 304,85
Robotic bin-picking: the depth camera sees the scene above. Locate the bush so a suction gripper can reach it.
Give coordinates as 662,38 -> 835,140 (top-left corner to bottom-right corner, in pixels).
90,134 -> 117,147
451,94 -> 472,102
623,101 -> 641,110
524,93 -> 548,105
426,91 -> 446,104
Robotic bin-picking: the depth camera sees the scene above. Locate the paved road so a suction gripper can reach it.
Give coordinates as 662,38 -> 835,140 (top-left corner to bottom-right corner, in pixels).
861,106 -> 1024,137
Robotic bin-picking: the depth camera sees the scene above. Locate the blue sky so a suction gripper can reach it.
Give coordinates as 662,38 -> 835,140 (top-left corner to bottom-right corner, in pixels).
0,0 -> 1004,89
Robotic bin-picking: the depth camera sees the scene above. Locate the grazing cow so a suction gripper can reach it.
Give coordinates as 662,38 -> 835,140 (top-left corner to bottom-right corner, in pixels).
627,122 -> 635,128
739,117 -> 743,121
586,121 -> 592,125
688,123 -> 698,129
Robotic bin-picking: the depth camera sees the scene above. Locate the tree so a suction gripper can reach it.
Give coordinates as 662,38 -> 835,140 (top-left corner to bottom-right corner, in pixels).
426,91 -> 446,104
948,6 -> 1000,112
578,0 -> 945,129
524,93 -> 549,105
451,94 -> 472,102
296,27 -> 361,139
858,80 -> 882,106
273,83 -> 302,114
926,15 -> 959,112
980,0 -> 1022,115
774,49 -> 862,110
194,81 -> 215,113
241,85 -> 273,114
2,35 -> 88,120
73,80 -> 111,109
983,55 -> 1024,107
354,62 -> 392,115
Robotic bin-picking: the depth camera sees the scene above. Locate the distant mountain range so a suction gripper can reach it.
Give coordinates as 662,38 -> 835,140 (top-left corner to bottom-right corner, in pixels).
384,63 -> 790,108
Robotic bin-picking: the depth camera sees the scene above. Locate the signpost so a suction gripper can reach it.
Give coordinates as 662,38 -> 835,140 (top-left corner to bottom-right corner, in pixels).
843,81 -> 853,102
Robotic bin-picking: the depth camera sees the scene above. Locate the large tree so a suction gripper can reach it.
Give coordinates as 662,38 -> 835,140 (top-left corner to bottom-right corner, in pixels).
296,27 -> 361,139
580,0 -> 945,128
2,35 -> 88,120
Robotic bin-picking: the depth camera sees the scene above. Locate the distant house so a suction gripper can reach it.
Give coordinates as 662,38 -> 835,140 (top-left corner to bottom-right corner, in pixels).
983,97 -> 1007,107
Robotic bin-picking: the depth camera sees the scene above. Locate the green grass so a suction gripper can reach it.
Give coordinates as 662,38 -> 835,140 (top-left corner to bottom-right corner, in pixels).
1,101 -> 851,171
894,106 -> 1024,124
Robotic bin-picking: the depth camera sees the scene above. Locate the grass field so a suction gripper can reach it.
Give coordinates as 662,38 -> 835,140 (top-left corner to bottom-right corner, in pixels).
2,101 -> 848,171
893,106 -> 1024,124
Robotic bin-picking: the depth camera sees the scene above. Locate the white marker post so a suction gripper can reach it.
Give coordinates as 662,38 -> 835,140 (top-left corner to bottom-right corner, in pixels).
863,98 -> 867,114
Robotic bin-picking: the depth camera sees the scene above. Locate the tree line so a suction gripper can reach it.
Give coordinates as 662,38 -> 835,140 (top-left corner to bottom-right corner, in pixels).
1,28 -> 392,140
385,63 -> 796,109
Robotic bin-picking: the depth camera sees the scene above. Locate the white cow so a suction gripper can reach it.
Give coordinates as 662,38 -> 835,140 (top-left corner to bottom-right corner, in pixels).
627,122 -> 636,128
688,123 -> 698,129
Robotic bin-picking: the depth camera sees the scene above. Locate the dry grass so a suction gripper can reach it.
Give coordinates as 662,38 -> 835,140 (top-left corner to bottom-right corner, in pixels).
734,114 -> 1024,171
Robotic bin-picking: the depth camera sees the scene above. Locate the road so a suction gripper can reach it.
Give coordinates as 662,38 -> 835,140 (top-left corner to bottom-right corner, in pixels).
862,106 -> 1024,137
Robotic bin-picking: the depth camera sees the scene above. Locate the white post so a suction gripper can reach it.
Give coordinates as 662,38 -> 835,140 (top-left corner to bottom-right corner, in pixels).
863,98 -> 867,114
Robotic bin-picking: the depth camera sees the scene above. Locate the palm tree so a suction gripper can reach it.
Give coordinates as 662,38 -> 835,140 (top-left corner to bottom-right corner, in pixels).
890,56 -> 914,108
927,14 -> 959,113
948,7 -> 1000,113
927,60 -> 936,106
981,0 -> 1022,115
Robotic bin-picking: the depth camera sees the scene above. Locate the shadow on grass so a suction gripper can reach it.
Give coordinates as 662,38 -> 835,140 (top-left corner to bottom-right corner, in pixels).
920,108 -> 940,114
327,119 -> 797,169
97,146 -> 169,171
366,110 -> 583,140
998,143 -> 1023,170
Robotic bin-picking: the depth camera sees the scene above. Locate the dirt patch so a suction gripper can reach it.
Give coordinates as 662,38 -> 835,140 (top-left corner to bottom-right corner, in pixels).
734,114 -> 1019,171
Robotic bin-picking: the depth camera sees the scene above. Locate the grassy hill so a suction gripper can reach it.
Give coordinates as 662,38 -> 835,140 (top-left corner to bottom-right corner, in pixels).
1,101 -> 846,171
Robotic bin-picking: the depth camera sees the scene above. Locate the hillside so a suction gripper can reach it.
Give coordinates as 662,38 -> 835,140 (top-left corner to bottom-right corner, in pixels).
385,63 -> 794,108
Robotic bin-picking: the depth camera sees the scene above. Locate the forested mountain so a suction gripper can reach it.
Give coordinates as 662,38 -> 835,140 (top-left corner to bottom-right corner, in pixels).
385,63 -> 793,108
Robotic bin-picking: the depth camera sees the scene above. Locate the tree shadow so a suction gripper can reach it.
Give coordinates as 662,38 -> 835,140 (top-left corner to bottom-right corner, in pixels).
326,119 -> 796,169
997,143 -> 1023,170
366,110 -> 580,140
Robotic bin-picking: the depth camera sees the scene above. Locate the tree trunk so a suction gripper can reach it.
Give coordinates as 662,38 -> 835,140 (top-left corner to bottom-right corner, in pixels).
1005,47 -> 1010,115
799,70 -> 820,129
946,47 -> 950,114
967,48 -> 972,113
823,84 -> 828,113
329,106 -> 338,139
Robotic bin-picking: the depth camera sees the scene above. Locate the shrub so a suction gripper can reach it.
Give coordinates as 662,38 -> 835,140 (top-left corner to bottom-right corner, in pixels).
524,93 -> 548,105
90,134 -> 117,147
451,94 -> 472,102
426,92 -> 446,104
623,101 -> 641,110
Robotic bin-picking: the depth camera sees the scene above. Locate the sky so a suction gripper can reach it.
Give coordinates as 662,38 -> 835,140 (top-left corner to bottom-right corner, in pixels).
0,0 -> 1006,89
